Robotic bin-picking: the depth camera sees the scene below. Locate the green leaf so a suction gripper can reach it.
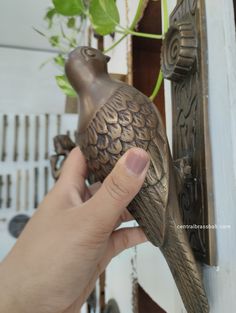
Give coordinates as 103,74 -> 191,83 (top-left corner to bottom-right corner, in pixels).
67,17 -> 76,28
49,35 -> 60,47
89,0 -> 120,35
69,38 -> 77,48
55,75 -> 77,97
52,0 -> 84,16
44,7 -> 57,28
54,55 -> 66,67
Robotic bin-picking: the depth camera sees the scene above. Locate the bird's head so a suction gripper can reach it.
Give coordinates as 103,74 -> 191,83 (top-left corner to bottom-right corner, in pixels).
65,46 -> 110,92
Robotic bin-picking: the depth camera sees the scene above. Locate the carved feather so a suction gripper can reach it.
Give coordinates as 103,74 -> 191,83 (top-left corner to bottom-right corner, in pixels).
77,84 -> 169,246
161,219 -> 209,313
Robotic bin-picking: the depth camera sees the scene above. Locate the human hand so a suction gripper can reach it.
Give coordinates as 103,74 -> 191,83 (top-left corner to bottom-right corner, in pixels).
0,147 -> 150,313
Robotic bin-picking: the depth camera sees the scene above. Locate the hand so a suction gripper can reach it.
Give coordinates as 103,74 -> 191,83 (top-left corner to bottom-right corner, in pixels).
0,147 -> 150,313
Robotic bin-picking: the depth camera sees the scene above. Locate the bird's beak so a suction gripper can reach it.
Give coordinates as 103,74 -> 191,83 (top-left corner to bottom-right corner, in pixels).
105,55 -> 111,63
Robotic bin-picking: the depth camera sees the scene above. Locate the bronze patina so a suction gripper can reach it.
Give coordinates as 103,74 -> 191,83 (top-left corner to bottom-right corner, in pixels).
51,44 -> 209,312
161,0 -> 215,266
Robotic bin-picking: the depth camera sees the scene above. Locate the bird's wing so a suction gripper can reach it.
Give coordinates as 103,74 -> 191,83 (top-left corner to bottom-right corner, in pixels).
78,84 -> 169,246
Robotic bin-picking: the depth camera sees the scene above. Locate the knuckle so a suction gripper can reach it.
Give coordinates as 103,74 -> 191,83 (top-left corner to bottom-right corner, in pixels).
104,173 -> 130,202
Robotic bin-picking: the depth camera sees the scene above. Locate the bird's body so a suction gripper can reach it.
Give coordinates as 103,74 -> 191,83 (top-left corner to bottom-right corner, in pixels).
65,46 -> 209,313
77,83 -> 169,246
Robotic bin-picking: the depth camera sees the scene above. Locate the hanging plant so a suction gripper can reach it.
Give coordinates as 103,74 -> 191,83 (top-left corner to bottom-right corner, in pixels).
35,0 -> 168,100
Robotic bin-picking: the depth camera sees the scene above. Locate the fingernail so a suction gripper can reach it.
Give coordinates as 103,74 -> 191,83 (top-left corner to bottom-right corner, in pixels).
125,149 -> 149,175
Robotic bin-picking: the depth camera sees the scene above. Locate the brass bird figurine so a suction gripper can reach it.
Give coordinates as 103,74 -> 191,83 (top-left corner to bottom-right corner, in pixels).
63,46 -> 209,313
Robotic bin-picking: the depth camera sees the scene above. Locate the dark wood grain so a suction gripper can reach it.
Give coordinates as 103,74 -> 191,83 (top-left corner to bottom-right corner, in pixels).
132,0 -> 165,126
137,285 -> 166,313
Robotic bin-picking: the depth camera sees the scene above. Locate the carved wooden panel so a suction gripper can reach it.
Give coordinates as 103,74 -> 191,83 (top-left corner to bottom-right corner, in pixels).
162,0 -> 216,265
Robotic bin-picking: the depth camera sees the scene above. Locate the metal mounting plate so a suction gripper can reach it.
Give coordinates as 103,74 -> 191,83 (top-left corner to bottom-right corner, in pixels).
162,0 -> 216,265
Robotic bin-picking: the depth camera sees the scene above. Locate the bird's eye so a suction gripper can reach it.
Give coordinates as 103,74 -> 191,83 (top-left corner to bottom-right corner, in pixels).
84,48 -> 96,58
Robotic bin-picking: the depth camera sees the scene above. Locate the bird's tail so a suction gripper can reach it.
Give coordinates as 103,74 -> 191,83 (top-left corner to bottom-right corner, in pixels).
160,219 -> 209,313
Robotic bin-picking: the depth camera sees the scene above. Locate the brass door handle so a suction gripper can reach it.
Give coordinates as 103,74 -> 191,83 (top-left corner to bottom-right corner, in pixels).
51,40 -> 210,311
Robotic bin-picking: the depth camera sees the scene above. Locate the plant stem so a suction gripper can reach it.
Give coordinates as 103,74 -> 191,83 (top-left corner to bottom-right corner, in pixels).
129,0 -> 146,29
149,0 -> 169,101
81,0 -> 87,12
149,71 -> 163,101
103,34 -> 127,53
163,0 -> 169,34
39,57 -> 53,69
103,0 -> 146,53
117,29 -> 163,40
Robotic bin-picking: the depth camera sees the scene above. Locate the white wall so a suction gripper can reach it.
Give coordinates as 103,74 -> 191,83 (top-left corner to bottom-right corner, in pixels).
0,0 -> 56,51
202,0 -> 236,311
0,48 -> 65,114
106,243 -> 135,313
0,0 -> 67,114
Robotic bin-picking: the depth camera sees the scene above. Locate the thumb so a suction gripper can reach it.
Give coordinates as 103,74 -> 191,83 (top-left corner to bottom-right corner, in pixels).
87,148 -> 150,230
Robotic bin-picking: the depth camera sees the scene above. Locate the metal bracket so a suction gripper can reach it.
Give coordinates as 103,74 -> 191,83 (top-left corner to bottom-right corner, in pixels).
162,0 -> 215,265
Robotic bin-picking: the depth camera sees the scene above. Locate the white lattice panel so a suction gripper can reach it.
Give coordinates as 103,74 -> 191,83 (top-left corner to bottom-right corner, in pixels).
0,113 -> 77,260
